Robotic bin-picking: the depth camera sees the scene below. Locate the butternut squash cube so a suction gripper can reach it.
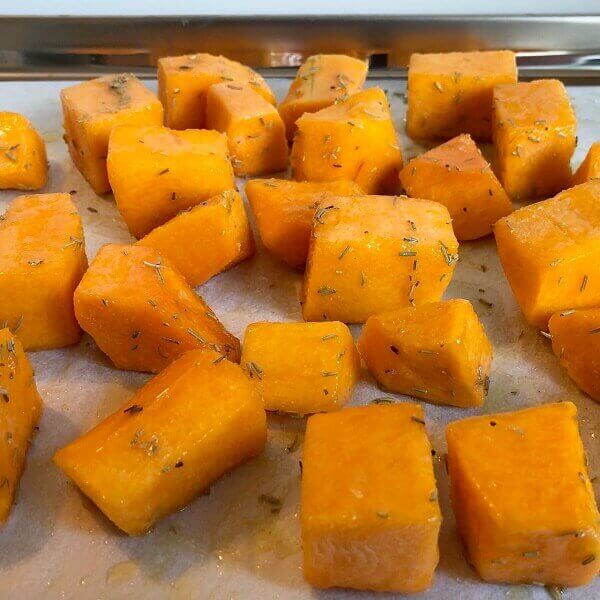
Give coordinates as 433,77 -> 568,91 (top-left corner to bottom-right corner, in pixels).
290,87 -> 403,194
107,125 -> 235,238
495,181 -> 600,328
492,79 -> 576,201
0,193 -> 87,350
573,141 -> 600,185
74,244 -> 240,373
446,402 -> 600,587
399,134 -> 513,240
407,50 -> 517,141
61,74 -> 163,194
301,403 -> 441,592
245,178 -> 363,269
302,195 -> 458,323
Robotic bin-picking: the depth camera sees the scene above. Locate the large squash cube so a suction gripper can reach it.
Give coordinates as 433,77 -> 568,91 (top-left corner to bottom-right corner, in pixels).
407,50 -> 517,141
302,195 -> 458,323
61,74 -> 163,194
399,134 -> 513,240
290,87 -> 403,194
74,244 -> 240,373
446,402 -> 600,587
107,125 -> 235,238
301,403 -> 441,592
495,181 -> 600,327
573,141 -> 600,185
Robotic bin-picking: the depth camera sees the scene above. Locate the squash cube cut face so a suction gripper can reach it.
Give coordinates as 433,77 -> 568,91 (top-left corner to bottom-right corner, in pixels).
446,402 -> 600,587
73,244 -> 240,373
301,403 -> 441,592
573,141 -> 600,185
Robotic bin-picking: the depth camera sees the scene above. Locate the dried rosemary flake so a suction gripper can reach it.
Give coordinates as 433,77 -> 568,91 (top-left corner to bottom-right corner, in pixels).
429,490 -> 438,502
158,168 -> 170,176
522,550 -> 540,558
559,309 -> 574,316
370,397 -> 395,404
11,315 -> 24,334
399,250 -> 417,257
478,298 -> 494,309
142,260 -> 165,284
321,371 -> 338,377
411,415 -> 426,425
314,204 -> 338,224
0,387 -> 9,403
187,328 -> 206,343
62,236 -> 83,250
433,81 -> 444,92
259,493 -> 282,514
338,245 -> 351,260
581,554 -> 596,565
246,361 -> 263,380
376,510 -> 389,519
540,330 -> 552,340
124,404 -> 143,415
28,259 -> 44,267
321,334 -> 338,341
317,286 -> 336,296
545,586 -> 564,600
439,241 -> 458,266
580,275 -> 588,292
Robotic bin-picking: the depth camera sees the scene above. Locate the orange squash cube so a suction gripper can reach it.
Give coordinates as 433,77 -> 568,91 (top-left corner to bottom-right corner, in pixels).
446,402 -> 600,587
301,403 -> 441,592
573,141 -> 600,185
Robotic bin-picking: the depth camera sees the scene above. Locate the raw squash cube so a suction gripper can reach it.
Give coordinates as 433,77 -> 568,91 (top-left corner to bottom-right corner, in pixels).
61,74 -> 163,194
407,50 -> 517,141
492,79 -> 576,200
495,181 -> 600,328
399,134 -> 513,240
0,329 -> 42,525
573,141 -> 600,185
0,112 -> 47,190
206,83 -> 288,176
137,190 -> 254,287
158,53 -> 275,130
246,178 -> 363,269
74,244 -> 240,373
290,87 -> 403,194
0,193 -> 87,350
107,125 -> 235,238
301,403 -> 441,592
446,402 -> 600,587
240,321 -> 361,414
302,195 -> 458,323
54,347 -> 266,535
358,299 -> 492,407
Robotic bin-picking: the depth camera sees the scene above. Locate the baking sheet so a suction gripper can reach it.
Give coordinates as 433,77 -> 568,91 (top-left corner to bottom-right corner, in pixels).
0,77 -> 598,600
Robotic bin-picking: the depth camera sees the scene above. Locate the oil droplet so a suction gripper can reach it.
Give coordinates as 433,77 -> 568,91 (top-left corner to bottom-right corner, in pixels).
106,560 -> 139,584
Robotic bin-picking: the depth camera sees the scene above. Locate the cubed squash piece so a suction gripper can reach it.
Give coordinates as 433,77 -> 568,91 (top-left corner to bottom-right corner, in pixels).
0,112 -> 47,190
302,195 -> 458,323
573,141 -> 600,185
446,402 -> 600,587
206,83 -> 288,176
290,87 -> 403,194
495,181 -> 600,328
399,134 -> 513,240
302,403 -> 441,592
0,329 -> 42,525
54,347 -> 266,535
158,53 -> 275,130
246,178 -> 363,269
492,79 -> 576,201
107,125 -> 235,238
74,244 -> 240,373
61,74 -> 163,194
0,193 -> 87,350
407,50 -> 517,141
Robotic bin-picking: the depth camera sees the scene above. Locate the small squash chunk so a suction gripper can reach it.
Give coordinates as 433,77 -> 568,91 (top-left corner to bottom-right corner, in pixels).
492,79 -> 576,201
0,193 -> 87,350
290,87 -> 403,194
302,403 -> 441,592
206,83 -> 288,176
302,195 -> 458,323
74,244 -> 240,373
246,178 -> 363,269
61,73 -> 163,194
107,125 -> 235,238
0,112 -> 47,190
495,181 -> 600,328
407,50 -> 517,141
358,300 -> 492,407
446,402 -> 600,587
279,54 -> 368,140
399,134 -> 513,240
158,53 -> 275,130
54,347 -> 266,535
573,141 -> 600,185
0,329 -> 42,525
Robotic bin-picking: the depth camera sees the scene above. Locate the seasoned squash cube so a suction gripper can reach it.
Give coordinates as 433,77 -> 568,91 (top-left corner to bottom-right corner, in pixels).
302,403 -> 441,592
399,134 -> 513,240
74,244 -> 240,373
446,402 -> 600,587
495,181 -> 600,328
492,79 -> 576,200
573,141 -> 600,185
107,125 -> 235,238
302,195 -> 458,323
290,87 -> 402,194
246,178 -> 363,269
407,50 -> 517,141
61,74 -> 163,194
